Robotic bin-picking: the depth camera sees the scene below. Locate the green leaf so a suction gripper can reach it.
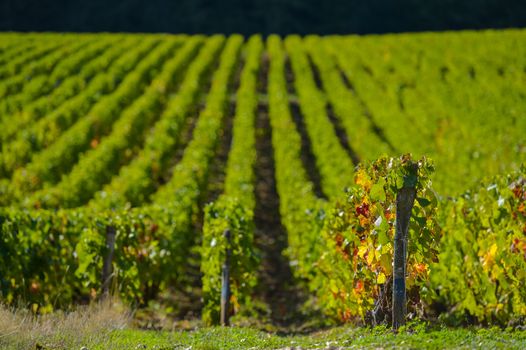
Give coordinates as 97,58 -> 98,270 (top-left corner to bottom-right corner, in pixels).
370,179 -> 386,202
417,197 -> 431,207
378,228 -> 389,245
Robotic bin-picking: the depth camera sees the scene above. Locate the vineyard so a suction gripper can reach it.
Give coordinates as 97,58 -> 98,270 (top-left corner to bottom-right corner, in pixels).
0,30 -> 525,328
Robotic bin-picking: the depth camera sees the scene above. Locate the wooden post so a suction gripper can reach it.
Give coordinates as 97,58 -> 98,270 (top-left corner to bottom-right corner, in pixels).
392,168 -> 417,331
220,229 -> 231,326
101,225 -> 116,300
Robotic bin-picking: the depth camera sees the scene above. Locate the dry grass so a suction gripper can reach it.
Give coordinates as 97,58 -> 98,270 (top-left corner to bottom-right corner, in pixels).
0,300 -> 130,350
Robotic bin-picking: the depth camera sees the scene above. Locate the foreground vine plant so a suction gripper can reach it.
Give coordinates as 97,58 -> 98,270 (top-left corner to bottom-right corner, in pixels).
317,155 -> 440,324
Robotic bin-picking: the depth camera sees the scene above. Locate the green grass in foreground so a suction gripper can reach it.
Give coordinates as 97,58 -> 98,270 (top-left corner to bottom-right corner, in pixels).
1,305 -> 525,349
5,326 -> 526,350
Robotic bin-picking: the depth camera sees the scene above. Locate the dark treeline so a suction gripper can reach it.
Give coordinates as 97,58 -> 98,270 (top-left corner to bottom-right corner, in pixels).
1,0 -> 525,34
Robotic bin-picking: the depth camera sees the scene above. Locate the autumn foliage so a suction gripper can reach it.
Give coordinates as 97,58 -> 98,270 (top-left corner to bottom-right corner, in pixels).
317,155 -> 440,323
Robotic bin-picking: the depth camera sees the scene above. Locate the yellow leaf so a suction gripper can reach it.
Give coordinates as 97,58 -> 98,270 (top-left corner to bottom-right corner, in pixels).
482,243 -> 498,271
355,169 -> 372,191
358,245 -> 368,259
377,272 -> 386,284
367,250 -> 375,265
380,254 -> 392,274
489,243 -> 498,257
